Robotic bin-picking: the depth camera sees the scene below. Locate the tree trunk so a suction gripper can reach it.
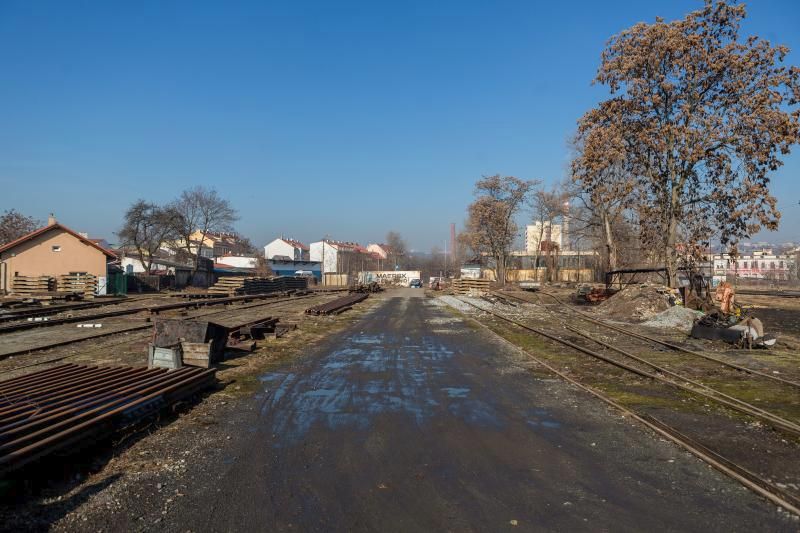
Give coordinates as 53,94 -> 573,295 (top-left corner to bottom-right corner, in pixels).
665,186 -> 681,287
497,254 -> 506,286
602,211 -> 617,272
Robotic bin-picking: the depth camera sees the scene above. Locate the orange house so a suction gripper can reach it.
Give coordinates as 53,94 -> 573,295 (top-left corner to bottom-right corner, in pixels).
0,217 -> 116,295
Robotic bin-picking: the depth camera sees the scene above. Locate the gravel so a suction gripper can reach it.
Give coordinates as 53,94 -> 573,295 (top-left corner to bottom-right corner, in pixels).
641,306 -> 703,333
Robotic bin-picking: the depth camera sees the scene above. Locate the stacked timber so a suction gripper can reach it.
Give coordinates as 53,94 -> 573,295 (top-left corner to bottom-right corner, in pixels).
207,277 -> 249,295
57,273 -> 97,298
207,276 -> 308,296
11,276 -> 54,296
452,278 -> 491,295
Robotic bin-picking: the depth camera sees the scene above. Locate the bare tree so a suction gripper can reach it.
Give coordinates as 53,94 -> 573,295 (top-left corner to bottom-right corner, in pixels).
385,231 -> 407,269
237,236 -> 259,256
0,209 -> 40,246
253,255 -> 274,277
570,125 -> 641,274
529,185 -> 570,281
462,175 -> 537,285
118,200 -> 180,272
170,186 -> 238,280
577,1 -> 800,285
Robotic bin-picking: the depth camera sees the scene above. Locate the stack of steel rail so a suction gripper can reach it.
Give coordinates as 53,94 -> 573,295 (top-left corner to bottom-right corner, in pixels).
305,293 -> 368,315
0,364 -> 216,475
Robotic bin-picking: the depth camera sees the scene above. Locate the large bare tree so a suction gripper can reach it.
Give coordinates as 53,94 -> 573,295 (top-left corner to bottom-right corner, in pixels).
576,1 -> 800,285
0,209 -> 40,246
118,200 -> 180,272
529,185 -> 570,281
462,175 -> 537,284
571,134 -> 637,273
170,186 -> 238,280
385,231 -> 407,269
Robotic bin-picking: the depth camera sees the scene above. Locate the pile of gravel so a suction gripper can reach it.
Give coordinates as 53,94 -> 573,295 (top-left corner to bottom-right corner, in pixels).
433,295 -> 475,313
641,305 -> 703,333
598,283 -> 675,322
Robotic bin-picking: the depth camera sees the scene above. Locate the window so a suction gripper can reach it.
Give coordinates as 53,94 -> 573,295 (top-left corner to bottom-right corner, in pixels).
51,245 -> 61,252
742,261 -> 748,269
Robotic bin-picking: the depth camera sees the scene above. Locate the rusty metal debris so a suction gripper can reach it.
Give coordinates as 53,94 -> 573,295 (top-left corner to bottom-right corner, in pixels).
305,293 -> 368,315
0,363 -> 216,475
148,314 -> 285,369
0,291 -> 290,334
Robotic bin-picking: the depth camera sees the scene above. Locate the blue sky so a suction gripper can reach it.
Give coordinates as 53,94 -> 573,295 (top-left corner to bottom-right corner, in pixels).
1,1 -> 799,251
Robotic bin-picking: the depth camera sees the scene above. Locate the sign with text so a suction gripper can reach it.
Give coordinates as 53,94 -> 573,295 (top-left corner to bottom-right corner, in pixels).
360,271 -> 421,287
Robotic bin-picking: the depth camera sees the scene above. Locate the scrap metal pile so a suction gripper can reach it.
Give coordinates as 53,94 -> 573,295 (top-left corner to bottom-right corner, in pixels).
305,293 -> 368,315
349,281 -> 383,293
148,314 -> 287,369
0,364 -> 216,475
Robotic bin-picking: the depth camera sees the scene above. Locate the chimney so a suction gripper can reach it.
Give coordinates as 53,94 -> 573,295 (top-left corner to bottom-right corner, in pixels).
47,213 -> 56,226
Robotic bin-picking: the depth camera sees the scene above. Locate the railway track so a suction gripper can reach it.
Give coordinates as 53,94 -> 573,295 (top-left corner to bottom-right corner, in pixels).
0,292 -> 308,334
472,294 -> 800,437
0,298 -> 133,324
496,290 -> 800,390
449,295 -> 800,516
736,289 -> 800,298
0,293 -> 329,361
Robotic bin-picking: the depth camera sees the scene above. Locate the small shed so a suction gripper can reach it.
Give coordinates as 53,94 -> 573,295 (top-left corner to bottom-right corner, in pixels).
0,216 -> 116,296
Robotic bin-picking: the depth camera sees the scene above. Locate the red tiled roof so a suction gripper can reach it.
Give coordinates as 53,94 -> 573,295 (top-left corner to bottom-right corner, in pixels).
0,223 -> 117,258
326,241 -> 367,252
281,238 -> 309,250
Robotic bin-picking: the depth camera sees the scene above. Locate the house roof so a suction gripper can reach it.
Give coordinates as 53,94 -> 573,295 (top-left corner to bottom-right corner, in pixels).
370,243 -> 397,254
325,240 -> 368,253
0,223 -> 117,258
280,238 -> 309,250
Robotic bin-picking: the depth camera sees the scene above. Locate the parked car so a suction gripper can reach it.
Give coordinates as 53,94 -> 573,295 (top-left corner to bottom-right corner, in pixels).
409,278 -> 422,288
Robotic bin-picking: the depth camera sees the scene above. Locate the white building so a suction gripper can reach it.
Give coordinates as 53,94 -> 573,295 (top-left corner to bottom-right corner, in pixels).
121,254 -> 186,275
214,256 -> 257,269
525,222 -> 564,254
264,237 -> 309,261
309,240 -> 375,274
712,249 -> 795,281
367,243 -> 392,260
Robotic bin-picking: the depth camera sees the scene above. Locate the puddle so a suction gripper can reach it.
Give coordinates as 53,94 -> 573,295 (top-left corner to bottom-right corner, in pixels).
442,387 -> 470,398
527,419 -> 562,429
258,308 -> 503,444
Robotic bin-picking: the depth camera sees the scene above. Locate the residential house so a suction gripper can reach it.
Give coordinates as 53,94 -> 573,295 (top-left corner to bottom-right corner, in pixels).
0,215 -> 116,295
264,237 -> 310,261
367,243 -> 392,259
166,231 -> 249,259
309,240 -> 379,275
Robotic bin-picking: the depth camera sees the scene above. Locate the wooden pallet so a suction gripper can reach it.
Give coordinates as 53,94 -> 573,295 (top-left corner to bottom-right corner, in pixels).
11,276 -> 55,295
57,273 -> 97,298
452,278 -> 491,295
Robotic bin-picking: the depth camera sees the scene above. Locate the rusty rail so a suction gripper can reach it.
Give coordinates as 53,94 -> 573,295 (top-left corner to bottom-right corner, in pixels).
0,298 -> 129,324
305,293 -> 368,315
453,297 -> 800,516
0,363 -> 216,475
0,292 -> 296,334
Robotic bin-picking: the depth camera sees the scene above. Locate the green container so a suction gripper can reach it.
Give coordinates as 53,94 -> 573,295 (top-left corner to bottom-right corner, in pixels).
108,272 -> 128,295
